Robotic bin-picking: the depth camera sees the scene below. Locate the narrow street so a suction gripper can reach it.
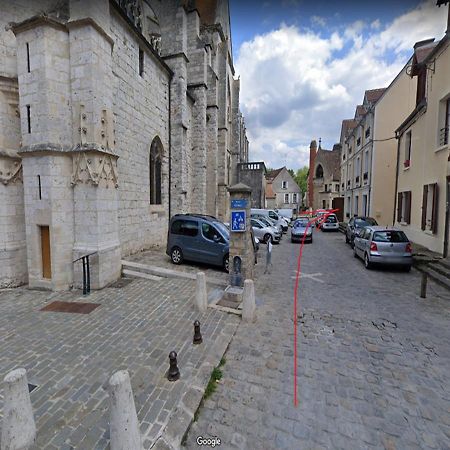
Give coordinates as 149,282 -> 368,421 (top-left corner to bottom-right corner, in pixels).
185,228 -> 450,450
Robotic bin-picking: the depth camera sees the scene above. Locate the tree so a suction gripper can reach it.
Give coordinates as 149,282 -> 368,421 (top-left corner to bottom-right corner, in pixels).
293,167 -> 308,194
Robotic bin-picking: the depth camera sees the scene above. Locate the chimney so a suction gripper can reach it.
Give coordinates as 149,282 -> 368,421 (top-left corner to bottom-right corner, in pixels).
308,140 -> 317,208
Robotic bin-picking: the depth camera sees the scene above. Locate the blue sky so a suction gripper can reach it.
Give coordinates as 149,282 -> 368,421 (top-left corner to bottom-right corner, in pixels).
230,0 -> 448,170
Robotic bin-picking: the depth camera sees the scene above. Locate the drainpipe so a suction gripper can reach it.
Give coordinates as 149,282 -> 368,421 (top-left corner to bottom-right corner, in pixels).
393,132 -> 401,226
168,73 -> 173,225
444,177 -> 449,257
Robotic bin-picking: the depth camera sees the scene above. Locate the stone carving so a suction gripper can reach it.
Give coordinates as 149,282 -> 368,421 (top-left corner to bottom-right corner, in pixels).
72,151 -> 119,188
0,155 -> 23,185
149,34 -> 161,55
118,0 -> 143,31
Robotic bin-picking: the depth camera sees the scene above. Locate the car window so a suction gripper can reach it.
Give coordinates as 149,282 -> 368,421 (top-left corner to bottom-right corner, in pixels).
349,218 -> 354,226
373,231 -> 408,243
269,211 -> 278,220
359,228 -> 369,240
214,222 -> 229,240
251,219 -> 262,229
355,218 -> 378,227
202,223 -> 222,242
171,219 -> 198,237
325,215 -> 337,223
295,220 -> 308,227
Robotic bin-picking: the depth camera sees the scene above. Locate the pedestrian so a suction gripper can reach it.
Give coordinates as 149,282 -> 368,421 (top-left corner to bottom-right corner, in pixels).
264,239 -> 272,274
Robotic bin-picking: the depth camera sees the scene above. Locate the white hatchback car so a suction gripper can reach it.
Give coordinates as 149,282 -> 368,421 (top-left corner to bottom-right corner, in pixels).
320,213 -> 339,231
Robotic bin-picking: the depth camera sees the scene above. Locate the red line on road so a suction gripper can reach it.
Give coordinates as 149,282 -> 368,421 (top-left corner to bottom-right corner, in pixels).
293,208 -> 339,407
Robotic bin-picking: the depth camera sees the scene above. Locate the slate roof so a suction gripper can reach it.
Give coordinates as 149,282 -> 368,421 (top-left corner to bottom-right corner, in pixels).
365,88 -> 387,104
315,145 -> 341,182
265,167 -> 284,181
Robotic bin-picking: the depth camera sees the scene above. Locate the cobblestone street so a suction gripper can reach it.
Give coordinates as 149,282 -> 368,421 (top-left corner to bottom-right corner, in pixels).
0,277 -> 239,449
186,229 -> 450,449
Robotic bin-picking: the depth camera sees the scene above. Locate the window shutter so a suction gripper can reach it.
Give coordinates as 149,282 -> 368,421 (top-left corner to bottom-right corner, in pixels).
397,192 -> 402,222
431,183 -> 439,234
421,185 -> 428,230
405,191 -> 412,224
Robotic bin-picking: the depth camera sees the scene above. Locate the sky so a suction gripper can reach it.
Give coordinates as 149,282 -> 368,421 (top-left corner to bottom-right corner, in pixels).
230,0 -> 448,171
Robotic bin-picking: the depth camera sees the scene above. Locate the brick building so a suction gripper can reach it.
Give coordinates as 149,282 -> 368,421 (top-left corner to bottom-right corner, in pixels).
0,0 -> 248,290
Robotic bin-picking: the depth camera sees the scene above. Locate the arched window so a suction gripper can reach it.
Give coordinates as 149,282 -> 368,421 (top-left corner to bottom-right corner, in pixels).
150,136 -> 163,204
315,164 -> 324,178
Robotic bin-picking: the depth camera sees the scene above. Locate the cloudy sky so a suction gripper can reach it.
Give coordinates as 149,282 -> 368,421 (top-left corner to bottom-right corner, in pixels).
230,0 -> 448,171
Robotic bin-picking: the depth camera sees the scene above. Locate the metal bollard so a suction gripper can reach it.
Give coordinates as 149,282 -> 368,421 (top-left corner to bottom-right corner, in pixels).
420,272 -> 428,298
168,351 -> 180,381
193,320 -> 203,344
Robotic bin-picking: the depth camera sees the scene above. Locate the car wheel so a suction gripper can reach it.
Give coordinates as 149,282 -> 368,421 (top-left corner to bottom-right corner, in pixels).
264,233 -> 273,243
171,247 -> 183,265
223,254 -> 229,272
364,253 -> 372,269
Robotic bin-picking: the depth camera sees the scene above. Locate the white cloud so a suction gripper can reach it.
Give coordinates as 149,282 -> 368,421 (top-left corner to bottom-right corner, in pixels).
236,0 -> 447,170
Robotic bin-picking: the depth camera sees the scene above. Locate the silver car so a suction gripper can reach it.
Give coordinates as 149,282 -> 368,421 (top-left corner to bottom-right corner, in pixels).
320,213 -> 339,231
291,218 -> 313,243
251,218 -> 281,243
353,226 -> 413,271
251,214 -> 283,236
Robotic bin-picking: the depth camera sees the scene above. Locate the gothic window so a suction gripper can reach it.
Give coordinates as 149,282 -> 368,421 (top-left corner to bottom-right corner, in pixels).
149,136 -> 163,205
315,164 -> 324,178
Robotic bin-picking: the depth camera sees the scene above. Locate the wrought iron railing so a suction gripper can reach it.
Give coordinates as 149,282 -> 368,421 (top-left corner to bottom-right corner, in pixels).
440,126 -> 449,146
73,252 -> 97,295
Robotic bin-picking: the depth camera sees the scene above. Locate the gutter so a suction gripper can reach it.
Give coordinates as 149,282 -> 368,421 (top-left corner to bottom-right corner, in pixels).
393,133 -> 401,226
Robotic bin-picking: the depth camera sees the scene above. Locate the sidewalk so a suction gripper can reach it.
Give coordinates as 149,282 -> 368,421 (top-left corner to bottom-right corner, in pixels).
0,276 -> 239,449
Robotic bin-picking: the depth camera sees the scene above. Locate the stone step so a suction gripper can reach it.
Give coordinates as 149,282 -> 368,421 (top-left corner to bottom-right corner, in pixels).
436,258 -> 450,271
122,269 -> 162,282
416,265 -> 450,291
121,260 -> 227,286
428,262 -> 450,280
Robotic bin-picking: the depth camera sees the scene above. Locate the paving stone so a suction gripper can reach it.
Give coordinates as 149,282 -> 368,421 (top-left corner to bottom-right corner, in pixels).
183,232 -> 450,449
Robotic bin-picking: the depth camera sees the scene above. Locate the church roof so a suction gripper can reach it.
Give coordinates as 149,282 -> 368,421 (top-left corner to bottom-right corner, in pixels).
315,146 -> 341,181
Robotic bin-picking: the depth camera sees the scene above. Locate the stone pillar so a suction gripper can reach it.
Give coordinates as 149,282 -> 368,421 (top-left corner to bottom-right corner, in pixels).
228,183 -> 254,284
108,370 -> 143,450
195,271 -> 207,312
1,368 -> 36,450
242,279 -> 256,322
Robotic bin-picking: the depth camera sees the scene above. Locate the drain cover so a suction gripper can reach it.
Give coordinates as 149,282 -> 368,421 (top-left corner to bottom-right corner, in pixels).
41,301 -> 100,314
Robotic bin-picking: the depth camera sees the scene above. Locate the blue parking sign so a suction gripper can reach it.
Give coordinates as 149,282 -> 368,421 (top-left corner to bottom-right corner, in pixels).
231,210 -> 246,232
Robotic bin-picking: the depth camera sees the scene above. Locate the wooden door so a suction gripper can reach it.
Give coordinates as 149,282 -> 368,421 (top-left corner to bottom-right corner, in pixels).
40,226 -> 51,279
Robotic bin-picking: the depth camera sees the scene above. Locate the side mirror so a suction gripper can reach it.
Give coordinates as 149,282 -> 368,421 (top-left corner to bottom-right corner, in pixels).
213,235 -> 220,243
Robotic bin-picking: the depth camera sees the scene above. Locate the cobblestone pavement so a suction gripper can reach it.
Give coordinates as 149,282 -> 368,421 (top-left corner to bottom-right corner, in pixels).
185,229 -> 450,450
0,277 -> 239,449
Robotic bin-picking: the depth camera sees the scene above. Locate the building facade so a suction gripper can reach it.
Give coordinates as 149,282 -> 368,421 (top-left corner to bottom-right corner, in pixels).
307,140 -> 341,211
0,0 -> 248,290
395,35 -> 450,256
265,167 -> 301,212
237,161 -> 266,208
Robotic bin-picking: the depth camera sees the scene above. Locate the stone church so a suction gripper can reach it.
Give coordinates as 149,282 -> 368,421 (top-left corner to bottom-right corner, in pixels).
0,0 -> 249,291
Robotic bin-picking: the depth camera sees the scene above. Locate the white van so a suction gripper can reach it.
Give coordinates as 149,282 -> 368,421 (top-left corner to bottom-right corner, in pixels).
251,209 -> 288,232
275,208 -> 294,221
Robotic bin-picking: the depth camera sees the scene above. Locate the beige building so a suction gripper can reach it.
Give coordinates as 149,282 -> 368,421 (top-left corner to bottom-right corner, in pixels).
340,75 -> 418,226
395,34 -> 450,256
265,167 -> 301,212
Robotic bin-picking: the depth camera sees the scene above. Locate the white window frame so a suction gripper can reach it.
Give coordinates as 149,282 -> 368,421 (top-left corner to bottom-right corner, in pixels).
284,193 -> 289,204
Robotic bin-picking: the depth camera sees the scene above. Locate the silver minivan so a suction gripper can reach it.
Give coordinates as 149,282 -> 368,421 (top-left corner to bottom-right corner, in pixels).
353,226 -> 413,271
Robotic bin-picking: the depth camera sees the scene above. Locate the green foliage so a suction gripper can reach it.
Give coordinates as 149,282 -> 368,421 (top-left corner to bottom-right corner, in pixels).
292,166 -> 309,194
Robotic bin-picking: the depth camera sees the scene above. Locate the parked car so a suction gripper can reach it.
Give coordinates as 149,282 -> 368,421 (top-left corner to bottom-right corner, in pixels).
251,209 -> 288,232
345,216 -> 378,248
251,218 -> 281,243
224,222 -> 260,250
291,218 -> 313,243
166,214 -> 229,271
320,213 -> 339,231
314,210 -> 328,228
275,208 -> 294,222
353,226 -> 413,271
251,214 -> 283,235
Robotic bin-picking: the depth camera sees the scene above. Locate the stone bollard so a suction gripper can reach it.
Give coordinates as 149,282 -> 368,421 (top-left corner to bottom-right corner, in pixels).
1,368 -> 36,450
108,370 -> 143,450
193,320 -> 203,344
242,279 -> 256,322
195,272 -> 207,312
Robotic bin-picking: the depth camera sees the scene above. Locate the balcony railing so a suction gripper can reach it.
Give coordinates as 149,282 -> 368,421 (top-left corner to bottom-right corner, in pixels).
440,126 -> 449,146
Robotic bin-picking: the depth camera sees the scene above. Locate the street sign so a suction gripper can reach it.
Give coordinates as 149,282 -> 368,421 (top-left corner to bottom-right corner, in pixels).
230,210 -> 246,232
231,199 -> 248,209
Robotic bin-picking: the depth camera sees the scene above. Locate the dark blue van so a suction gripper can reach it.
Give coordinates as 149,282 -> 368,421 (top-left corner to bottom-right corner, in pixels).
166,214 -> 230,271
